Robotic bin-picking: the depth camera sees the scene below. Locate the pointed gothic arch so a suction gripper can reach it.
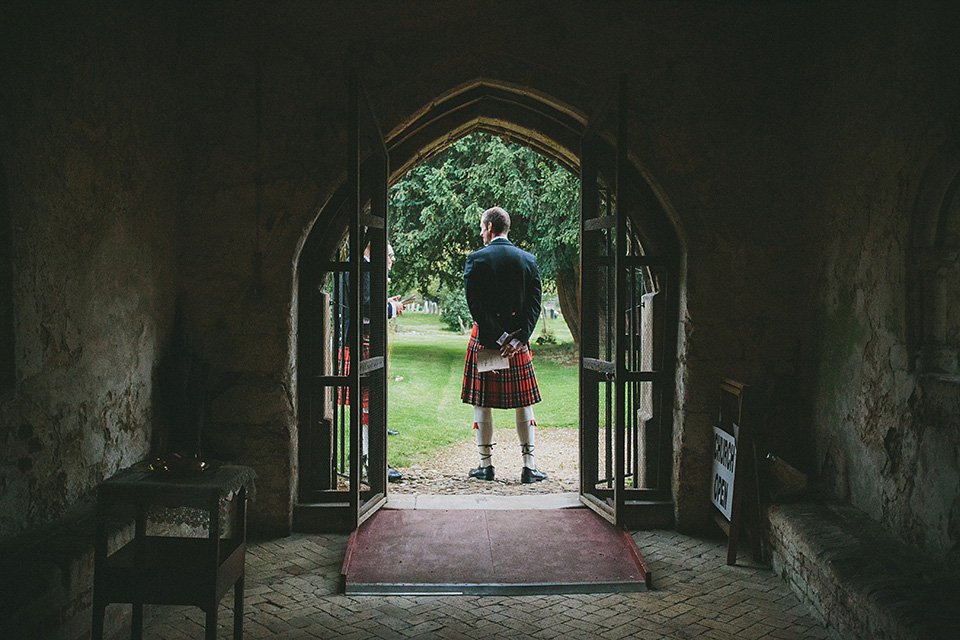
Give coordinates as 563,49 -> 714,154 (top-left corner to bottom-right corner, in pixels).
294,80 -> 683,530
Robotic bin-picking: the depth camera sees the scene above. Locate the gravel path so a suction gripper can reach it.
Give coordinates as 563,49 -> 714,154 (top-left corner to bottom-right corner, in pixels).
390,427 -> 579,495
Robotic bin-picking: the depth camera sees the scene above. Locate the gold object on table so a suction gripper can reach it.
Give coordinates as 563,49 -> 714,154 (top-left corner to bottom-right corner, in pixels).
132,456 -> 210,476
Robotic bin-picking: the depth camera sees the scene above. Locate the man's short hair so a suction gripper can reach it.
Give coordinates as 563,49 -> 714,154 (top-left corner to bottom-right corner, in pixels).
481,207 -> 511,235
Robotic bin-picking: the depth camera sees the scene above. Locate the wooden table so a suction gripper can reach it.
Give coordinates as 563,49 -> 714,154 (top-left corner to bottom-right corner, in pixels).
92,464 -> 255,640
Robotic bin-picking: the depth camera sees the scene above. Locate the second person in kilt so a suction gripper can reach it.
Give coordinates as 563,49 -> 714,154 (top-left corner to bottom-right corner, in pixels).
461,206 -> 548,483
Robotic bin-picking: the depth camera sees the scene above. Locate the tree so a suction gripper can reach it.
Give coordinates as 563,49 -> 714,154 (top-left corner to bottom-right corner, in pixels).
389,133 -> 581,342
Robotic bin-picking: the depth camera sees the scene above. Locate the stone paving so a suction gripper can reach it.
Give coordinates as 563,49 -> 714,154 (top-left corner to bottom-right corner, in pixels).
140,502 -> 834,640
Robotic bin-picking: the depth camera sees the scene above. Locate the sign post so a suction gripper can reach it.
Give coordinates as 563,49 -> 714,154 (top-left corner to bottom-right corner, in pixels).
712,379 -> 749,565
711,426 -> 737,521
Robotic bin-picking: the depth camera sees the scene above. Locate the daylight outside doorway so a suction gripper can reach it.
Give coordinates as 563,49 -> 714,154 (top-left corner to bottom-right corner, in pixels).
294,80 -> 680,533
384,132 -> 581,499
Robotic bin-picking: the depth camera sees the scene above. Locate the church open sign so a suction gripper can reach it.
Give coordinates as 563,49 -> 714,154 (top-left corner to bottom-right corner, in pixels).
712,425 -> 737,521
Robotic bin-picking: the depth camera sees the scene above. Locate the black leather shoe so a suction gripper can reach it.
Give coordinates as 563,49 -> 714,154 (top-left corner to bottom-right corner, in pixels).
468,465 -> 495,481
521,467 -> 547,483
388,467 -> 403,482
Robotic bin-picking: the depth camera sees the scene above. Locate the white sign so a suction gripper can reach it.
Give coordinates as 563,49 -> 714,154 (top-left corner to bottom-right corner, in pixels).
711,426 -> 737,521
476,348 -> 509,372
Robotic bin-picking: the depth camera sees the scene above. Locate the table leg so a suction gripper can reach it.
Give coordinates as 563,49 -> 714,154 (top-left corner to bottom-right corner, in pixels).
132,602 -> 143,640
233,576 -> 244,640
206,493 -> 221,640
206,604 -> 218,640
91,600 -> 106,640
93,494 -> 107,640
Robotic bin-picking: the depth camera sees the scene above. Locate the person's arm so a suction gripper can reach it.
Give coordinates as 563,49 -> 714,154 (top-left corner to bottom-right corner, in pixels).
464,253 -> 504,347
515,258 -> 542,345
498,259 -> 540,356
387,296 -> 404,319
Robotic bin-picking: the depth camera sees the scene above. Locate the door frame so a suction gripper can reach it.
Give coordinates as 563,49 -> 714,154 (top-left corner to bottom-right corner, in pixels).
294,79 -> 679,533
579,75 -> 676,528
293,71 -> 390,532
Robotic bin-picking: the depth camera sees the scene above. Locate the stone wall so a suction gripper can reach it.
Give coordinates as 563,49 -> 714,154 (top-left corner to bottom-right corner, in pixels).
801,4 -> 960,568
768,502 -> 956,638
0,0 -> 956,550
0,3 -> 180,543
1,171 -> 13,396
169,0 -> 837,533
177,1 -> 957,542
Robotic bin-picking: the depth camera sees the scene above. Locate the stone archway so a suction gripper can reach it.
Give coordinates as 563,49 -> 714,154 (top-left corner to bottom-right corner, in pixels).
294,79 -> 683,530
908,138 -> 960,375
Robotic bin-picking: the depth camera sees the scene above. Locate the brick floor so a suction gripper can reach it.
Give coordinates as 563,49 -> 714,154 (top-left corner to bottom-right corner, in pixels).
138,522 -> 834,639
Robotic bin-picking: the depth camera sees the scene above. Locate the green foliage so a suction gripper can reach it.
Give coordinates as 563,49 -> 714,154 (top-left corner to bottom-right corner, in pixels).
388,133 -> 580,302
387,311 -> 578,467
535,327 -> 557,345
437,287 -> 471,333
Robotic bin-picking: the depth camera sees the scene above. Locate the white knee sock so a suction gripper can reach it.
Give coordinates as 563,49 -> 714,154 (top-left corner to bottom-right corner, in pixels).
515,406 -> 536,469
474,406 -> 494,468
361,424 -> 369,464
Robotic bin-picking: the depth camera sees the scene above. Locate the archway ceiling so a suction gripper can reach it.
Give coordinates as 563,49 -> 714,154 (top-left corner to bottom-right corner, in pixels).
386,81 -> 584,182
301,79 -> 680,268
383,80 -> 678,257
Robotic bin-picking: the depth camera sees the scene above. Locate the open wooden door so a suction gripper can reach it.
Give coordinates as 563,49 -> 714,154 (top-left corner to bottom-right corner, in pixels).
579,75 -> 674,528
346,70 -> 390,528
294,71 -> 390,532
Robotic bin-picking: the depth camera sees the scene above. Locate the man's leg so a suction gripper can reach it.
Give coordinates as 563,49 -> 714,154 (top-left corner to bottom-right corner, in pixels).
469,406 -> 495,480
516,406 -> 547,483
361,419 -> 369,474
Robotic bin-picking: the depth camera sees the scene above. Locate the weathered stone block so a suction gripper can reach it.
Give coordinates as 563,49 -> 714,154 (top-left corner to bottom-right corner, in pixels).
768,501 -> 958,639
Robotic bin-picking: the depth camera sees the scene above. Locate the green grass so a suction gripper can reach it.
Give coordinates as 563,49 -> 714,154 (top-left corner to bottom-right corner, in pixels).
387,311 -> 578,467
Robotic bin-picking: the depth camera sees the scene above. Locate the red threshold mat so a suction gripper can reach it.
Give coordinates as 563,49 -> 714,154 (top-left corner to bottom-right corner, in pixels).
341,508 -> 651,595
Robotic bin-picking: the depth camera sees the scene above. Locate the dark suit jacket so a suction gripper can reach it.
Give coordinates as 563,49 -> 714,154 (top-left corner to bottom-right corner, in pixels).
464,237 -> 541,348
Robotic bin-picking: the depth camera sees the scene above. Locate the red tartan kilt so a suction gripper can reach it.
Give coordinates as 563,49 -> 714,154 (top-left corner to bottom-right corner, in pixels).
337,339 -> 371,425
461,324 -> 541,409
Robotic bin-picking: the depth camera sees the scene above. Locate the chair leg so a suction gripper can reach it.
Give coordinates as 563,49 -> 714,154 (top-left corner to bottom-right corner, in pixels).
233,576 -> 245,640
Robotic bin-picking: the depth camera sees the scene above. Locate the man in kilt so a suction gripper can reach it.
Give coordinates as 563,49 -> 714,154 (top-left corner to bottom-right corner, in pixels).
461,206 -> 548,483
